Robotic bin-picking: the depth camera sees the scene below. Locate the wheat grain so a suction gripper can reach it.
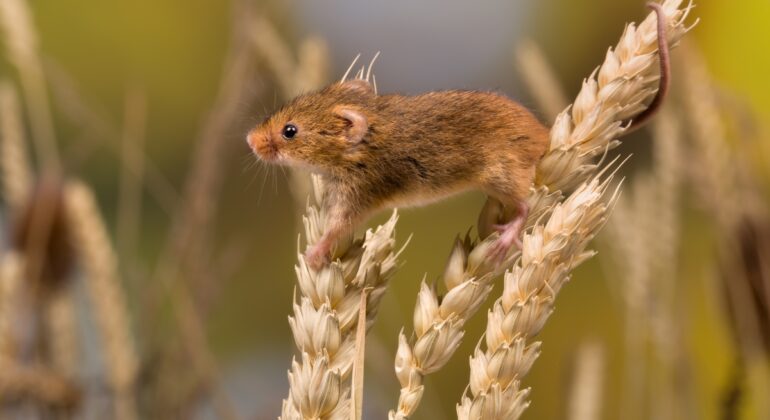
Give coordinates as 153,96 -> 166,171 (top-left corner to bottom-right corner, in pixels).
64,180 -> 138,420
281,175 -> 404,419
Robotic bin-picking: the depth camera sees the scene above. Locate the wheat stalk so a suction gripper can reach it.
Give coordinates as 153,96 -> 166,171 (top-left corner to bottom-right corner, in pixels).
64,180 -> 138,420
0,252 -> 26,362
281,175 -> 405,420
567,342 -> 604,420
514,40 -> 569,123
681,46 -> 770,420
0,0 -> 59,170
390,2 -> 693,418
0,81 -> 32,215
454,2 -> 693,418
44,288 -> 78,379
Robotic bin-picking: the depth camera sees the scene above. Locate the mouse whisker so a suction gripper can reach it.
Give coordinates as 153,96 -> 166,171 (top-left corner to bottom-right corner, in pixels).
341,53 -> 362,83
365,51 -> 380,82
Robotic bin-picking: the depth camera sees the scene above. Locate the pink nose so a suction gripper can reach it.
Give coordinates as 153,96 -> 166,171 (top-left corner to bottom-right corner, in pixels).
247,130 -> 277,159
246,130 -> 260,150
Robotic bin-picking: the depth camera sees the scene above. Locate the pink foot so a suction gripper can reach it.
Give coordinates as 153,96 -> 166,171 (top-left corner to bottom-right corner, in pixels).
304,241 -> 331,270
488,201 -> 529,262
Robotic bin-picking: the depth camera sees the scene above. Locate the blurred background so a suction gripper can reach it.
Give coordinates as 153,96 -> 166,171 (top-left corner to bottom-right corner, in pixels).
0,0 -> 768,419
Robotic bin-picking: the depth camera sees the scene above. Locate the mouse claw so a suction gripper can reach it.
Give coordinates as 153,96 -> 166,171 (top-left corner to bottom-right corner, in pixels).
488,220 -> 524,264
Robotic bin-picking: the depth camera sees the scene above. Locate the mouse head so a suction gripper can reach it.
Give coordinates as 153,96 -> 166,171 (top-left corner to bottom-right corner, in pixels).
247,79 -> 376,173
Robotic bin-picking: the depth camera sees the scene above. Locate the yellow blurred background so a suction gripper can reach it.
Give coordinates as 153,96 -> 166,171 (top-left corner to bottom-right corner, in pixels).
2,0 -> 769,418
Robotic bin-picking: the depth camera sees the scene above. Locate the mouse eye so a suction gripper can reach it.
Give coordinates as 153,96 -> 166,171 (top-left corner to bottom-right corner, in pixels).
282,124 -> 298,140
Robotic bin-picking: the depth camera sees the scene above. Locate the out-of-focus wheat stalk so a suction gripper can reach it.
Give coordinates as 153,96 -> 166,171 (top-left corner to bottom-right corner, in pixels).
0,81 -> 32,215
515,40 -> 569,123
64,181 -> 138,420
452,2 -> 694,418
45,289 -> 78,378
0,0 -> 59,170
682,46 -> 770,420
0,252 -> 26,363
116,89 -> 147,270
567,342 -> 604,420
281,175 -> 404,420
0,253 -> 81,409
142,2 -> 263,418
603,110 -> 690,420
44,61 -> 181,215
391,2 -> 693,418
251,16 -> 329,99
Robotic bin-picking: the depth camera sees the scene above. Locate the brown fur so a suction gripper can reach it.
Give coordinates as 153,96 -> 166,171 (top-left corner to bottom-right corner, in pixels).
248,80 -> 548,232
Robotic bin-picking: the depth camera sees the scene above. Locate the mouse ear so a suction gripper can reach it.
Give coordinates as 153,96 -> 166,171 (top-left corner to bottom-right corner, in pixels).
334,106 -> 368,143
338,79 -> 374,95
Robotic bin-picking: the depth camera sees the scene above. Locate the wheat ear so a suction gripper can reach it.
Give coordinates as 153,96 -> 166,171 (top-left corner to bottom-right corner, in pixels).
64,181 -> 139,420
454,2 -> 693,418
281,175 -> 404,419
390,2 -> 692,418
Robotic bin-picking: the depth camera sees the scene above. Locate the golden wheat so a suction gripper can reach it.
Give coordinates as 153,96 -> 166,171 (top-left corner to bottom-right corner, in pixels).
281,175 -> 404,420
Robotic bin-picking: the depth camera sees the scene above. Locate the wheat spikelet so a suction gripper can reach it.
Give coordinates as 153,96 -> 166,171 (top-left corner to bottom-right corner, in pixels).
390,229 -> 513,420
281,175 -> 404,419
452,2 -> 694,418
391,2 -> 693,418
63,180 -> 138,420
0,81 -> 32,215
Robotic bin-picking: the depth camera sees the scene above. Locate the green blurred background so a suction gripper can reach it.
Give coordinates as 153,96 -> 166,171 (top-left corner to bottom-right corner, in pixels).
11,0 -> 770,418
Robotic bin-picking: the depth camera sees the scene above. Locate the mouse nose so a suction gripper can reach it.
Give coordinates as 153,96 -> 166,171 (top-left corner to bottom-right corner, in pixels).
246,130 -> 265,151
247,130 -> 277,159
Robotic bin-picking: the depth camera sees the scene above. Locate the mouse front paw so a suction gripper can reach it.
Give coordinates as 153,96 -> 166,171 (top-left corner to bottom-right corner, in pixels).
304,242 -> 331,271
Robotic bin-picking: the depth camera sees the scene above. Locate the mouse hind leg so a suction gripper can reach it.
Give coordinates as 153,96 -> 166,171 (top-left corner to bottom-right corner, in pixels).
480,168 -> 533,261
485,197 -> 529,262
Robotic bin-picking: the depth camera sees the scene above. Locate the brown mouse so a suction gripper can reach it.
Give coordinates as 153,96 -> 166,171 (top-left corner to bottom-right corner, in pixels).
247,3 -> 670,269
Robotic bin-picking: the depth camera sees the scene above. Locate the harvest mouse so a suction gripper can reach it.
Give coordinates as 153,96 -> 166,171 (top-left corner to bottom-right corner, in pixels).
247,3 -> 670,269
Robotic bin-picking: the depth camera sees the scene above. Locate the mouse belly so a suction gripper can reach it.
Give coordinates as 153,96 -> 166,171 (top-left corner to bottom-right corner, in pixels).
382,179 -> 476,209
